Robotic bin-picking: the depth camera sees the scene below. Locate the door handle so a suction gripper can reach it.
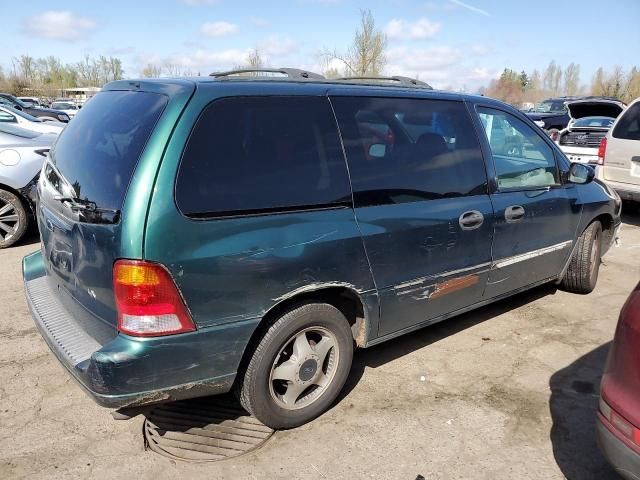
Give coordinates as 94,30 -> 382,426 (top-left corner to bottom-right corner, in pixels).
459,210 -> 484,230
505,205 -> 525,222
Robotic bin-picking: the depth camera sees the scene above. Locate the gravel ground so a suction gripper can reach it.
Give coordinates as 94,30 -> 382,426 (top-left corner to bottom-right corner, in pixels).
1,208 -> 639,480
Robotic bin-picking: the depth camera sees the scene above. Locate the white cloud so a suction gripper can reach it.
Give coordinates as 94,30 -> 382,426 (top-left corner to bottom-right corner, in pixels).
385,18 -> 441,40
200,21 -> 238,37
386,45 -> 463,73
448,0 -> 490,17
471,44 -> 489,55
182,0 -> 219,5
257,36 -> 298,57
249,16 -> 270,27
23,11 -> 97,42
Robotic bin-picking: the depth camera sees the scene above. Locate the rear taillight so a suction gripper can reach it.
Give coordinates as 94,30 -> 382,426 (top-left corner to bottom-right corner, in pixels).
113,260 -> 196,337
597,137 -> 607,166
600,396 -> 640,447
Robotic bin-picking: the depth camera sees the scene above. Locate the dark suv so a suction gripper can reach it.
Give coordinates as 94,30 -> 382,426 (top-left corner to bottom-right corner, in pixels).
23,69 -> 621,429
0,93 -> 70,123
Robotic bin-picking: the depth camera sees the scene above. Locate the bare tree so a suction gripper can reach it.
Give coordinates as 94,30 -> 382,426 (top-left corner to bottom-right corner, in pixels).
543,61 -> 557,92
13,55 -> 36,84
563,63 -> 580,96
247,48 -> 264,69
142,64 -> 163,78
324,9 -> 387,77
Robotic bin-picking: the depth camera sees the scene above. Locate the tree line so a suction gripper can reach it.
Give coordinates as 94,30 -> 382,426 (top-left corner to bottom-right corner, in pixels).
0,54 -> 124,98
481,62 -> 640,106
2,9 -> 639,107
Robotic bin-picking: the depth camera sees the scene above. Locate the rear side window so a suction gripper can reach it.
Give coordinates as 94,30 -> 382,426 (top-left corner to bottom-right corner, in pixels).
613,103 -> 640,140
331,97 -> 487,206
51,91 -> 168,210
176,96 -> 351,217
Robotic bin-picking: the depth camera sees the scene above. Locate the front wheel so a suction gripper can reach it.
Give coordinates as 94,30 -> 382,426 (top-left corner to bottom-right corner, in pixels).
560,221 -> 602,294
238,303 -> 354,429
0,190 -> 28,249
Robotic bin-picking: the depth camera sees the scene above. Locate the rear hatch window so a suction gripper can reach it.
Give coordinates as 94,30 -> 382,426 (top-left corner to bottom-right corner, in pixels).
613,102 -> 640,140
50,90 -> 168,211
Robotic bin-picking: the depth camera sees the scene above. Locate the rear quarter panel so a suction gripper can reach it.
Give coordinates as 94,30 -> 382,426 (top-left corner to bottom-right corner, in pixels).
143,83 -> 379,334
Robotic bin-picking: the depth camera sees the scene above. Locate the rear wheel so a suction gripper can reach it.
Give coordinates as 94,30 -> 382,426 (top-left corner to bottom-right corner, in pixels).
238,303 -> 354,429
560,221 -> 602,294
0,190 -> 28,249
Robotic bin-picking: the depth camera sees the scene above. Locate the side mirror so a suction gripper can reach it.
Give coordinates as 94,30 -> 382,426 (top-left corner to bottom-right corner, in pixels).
568,162 -> 595,185
368,143 -> 386,159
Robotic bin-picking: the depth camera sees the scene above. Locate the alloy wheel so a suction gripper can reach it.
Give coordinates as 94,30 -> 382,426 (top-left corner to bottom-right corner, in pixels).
268,327 -> 339,410
0,198 -> 19,243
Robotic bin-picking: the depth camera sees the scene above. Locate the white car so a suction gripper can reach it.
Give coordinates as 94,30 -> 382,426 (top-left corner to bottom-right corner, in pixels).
17,97 -> 43,108
0,105 -> 65,135
557,99 -> 625,164
596,97 -> 640,203
50,101 -> 80,119
0,123 -> 56,248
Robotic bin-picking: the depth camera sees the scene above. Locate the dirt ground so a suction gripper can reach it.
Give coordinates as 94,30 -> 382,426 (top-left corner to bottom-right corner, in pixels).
1,208 -> 639,480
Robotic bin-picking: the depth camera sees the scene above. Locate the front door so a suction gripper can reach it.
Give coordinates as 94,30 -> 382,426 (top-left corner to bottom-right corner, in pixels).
330,94 -> 494,337
475,106 -> 581,298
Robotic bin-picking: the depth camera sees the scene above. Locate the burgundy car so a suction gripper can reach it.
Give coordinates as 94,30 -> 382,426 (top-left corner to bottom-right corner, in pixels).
598,281 -> 640,479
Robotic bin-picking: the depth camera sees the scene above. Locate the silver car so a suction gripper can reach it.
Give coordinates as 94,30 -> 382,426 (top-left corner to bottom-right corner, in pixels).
0,123 -> 56,247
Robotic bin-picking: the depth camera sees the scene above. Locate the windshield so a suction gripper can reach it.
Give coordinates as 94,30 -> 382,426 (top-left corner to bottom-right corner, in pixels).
533,101 -> 567,114
50,90 -> 168,210
2,95 -> 28,108
573,116 -> 615,128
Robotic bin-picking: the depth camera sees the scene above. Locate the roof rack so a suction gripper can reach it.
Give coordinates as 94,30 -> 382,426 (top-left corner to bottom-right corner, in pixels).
209,68 -> 325,80
336,76 -> 433,89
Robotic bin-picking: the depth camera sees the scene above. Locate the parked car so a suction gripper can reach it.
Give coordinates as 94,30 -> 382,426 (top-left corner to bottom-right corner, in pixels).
520,102 -> 535,112
598,281 -> 640,479
17,97 -> 43,107
0,123 -> 55,248
0,105 -> 65,135
527,96 -> 622,140
23,70 -> 622,430
50,101 -> 80,119
0,93 -> 70,123
595,98 -> 640,204
526,97 -> 573,135
557,99 -> 626,165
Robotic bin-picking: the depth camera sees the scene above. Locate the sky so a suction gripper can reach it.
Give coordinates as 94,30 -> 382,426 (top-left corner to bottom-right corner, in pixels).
2,0 -> 639,91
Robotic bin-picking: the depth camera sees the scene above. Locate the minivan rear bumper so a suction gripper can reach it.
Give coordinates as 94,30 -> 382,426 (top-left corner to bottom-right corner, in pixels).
597,175 -> 640,202
23,251 -> 259,409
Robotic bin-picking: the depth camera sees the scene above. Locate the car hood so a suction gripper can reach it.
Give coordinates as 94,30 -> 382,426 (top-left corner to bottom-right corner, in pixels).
566,101 -> 624,120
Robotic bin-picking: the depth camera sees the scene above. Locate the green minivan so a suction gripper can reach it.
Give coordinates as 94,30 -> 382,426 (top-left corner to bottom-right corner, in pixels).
24,70 -> 621,429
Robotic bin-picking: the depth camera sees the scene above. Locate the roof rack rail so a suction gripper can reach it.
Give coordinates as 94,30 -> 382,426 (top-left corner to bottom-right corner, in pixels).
336,76 -> 433,89
209,67 -> 325,80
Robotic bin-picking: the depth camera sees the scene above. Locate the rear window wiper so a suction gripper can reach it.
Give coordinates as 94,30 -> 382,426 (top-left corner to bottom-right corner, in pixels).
53,195 -> 98,212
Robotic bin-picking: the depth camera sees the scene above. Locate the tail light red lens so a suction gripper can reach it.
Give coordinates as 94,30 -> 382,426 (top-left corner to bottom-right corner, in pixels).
601,396 -> 640,448
597,137 -> 607,166
113,260 -> 196,337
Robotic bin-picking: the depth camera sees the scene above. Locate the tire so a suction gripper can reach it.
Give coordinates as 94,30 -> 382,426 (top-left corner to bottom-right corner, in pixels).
0,189 -> 28,249
238,303 -> 354,429
560,221 -> 602,294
